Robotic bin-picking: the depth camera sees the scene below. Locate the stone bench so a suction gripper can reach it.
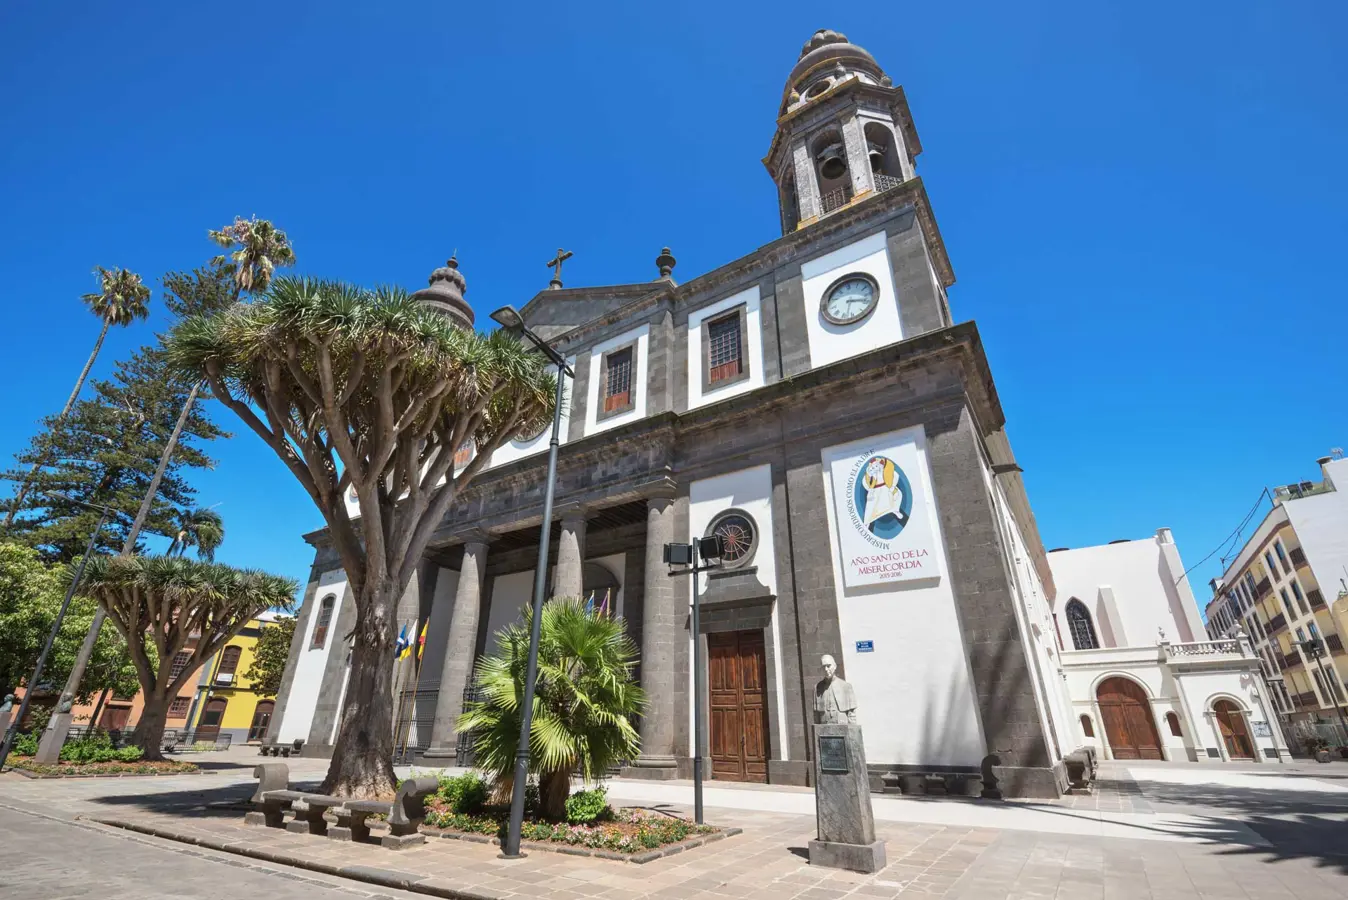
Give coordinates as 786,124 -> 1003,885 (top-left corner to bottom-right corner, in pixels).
242,763 -> 342,834
331,775 -> 439,850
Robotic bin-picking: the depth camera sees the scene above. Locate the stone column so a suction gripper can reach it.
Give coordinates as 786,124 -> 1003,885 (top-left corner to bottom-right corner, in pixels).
792,138 -> 822,223
423,537 -> 489,758
554,506 -> 587,600
841,112 -> 874,198
626,496 -> 679,776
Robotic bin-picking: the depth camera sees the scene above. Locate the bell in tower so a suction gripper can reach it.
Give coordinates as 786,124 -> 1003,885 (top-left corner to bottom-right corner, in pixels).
762,30 -> 923,234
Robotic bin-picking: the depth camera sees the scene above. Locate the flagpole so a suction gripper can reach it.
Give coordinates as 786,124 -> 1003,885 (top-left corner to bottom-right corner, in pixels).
396,621 -> 429,762
390,624 -> 413,764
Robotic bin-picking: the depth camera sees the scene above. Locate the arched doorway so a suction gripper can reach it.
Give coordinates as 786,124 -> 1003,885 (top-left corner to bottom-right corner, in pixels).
197,697 -> 227,743
1096,677 -> 1163,760
1213,699 -> 1254,760
247,700 -> 275,743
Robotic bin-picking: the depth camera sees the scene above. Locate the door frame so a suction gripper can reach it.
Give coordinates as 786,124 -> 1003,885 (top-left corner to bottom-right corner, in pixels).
1092,674 -> 1167,762
690,592 -> 785,781
1209,696 -> 1259,762
197,697 -> 228,742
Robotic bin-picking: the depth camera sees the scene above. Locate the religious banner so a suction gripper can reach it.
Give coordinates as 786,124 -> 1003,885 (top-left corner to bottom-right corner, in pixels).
825,427 -> 943,588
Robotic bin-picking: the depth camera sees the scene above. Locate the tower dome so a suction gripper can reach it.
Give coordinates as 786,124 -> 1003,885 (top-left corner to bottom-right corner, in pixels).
412,256 -> 474,330
780,29 -> 889,115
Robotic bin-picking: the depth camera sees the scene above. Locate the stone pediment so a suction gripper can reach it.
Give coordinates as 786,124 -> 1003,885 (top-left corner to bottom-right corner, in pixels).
519,283 -> 667,342
700,566 -> 774,609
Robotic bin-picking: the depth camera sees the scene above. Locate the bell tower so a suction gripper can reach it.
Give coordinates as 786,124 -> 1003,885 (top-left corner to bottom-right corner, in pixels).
764,30 -> 923,234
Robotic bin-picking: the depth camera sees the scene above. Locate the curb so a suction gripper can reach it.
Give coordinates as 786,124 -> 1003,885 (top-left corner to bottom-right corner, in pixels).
424,824 -> 742,863
5,765 -> 206,780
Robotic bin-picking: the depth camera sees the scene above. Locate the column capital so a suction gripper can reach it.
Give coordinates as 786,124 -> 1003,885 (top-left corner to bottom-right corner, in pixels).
638,475 -> 680,502
449,527 -> 494,548
557,501 -> 589,523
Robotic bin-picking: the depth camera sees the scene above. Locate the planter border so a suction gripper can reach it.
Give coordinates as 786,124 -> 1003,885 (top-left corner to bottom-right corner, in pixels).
5,763 -> 203,779
422,823 -> 742,863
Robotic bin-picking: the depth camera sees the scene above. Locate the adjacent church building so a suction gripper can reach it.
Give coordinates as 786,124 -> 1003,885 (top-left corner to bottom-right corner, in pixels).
263,30 -> 1250,797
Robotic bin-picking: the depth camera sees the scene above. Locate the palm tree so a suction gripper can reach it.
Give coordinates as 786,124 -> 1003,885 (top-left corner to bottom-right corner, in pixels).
4,267 -> 151,529
209,216 -> 296,300
166,507 -> 224,560
459,598 -> 645,820
75,554 -> 297,759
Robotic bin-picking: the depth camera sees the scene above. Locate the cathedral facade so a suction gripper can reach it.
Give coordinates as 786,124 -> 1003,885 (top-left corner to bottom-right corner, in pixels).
265,30 -> 1077,798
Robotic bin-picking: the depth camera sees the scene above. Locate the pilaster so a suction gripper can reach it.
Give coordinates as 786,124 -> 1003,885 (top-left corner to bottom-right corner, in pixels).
841,111 -> 874,198
626,494 -> 679,775
555,505 -> 587,599
424,535 -> 491,758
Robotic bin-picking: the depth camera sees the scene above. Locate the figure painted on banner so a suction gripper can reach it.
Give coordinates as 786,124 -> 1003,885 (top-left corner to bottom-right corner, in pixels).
860,456 -> 909,539
814,654 -> 858,724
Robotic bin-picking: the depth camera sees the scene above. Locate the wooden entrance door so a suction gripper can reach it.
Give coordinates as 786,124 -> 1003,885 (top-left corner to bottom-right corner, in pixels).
708,630 -> 770,783
1096,677 -> 1163,760
197,697 -> 227,742
1214,700 -> 1254,759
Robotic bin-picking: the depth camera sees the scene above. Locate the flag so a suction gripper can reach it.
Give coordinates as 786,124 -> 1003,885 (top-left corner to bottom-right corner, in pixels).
416,620 -> 428,661
584,591 -> 595,616
597,589 -> 610,618
395,623 -> 410,660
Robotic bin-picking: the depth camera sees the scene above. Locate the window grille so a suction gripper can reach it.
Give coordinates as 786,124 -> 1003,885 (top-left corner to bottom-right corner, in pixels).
1065,599 -> 1099,650
707,314 -> 742,383
604,349 -> 633,412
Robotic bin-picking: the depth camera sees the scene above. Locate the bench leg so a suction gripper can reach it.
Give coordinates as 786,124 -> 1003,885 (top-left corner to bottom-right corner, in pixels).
285,803 -> 328,836
381,819 -> 426,849
247,799 -> 288,828
329,809 -> 354,841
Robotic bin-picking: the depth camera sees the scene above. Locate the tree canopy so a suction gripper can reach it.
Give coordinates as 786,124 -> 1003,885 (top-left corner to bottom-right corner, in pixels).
242,616 -> 297,698
0,542 -> 136,702
75,554 -> 297,757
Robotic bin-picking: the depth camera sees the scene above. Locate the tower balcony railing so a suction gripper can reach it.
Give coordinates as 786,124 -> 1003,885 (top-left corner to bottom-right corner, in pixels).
820,184 -> 853,215
873,172 -> 903,194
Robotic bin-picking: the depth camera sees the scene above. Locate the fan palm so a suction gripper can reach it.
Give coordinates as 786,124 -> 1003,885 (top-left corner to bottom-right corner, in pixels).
209,216 -> 296,299
458,598 -> 645,820
167,507 -> 225,560
4,267 -> 151,528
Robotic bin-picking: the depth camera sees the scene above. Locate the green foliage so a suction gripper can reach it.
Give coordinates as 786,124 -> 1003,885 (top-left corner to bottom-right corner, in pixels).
82,267 -> 151,329
458,599 -> 644,820
208,216 -> 296,296
0,543 -> 136,700
167,507 -> 225,560
12,732 -> 38,756
565,787 -> 611,825
2,342 -> 228,562
59,732 -> 143,763
421,805 -> 713,854
436,771 -> 490,815
242,616 -> 296,697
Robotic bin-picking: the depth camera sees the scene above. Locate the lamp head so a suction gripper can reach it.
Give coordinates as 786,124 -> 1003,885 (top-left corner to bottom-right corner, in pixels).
490,305 -> 525,331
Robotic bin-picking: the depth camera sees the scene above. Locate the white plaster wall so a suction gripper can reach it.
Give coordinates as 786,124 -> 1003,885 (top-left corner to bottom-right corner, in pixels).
1048,537 -> 1204,648
1175,671 -> 1282,761
276,567 -> 348,743
687,464 -> 789,761
686,286 -> 765,410
584,325 -> 650,437
489,357 -> 577,469
819,426 -> 986,767
586,552 -> 626,619
800,232 -> 903,370
1285,457 -> 1348,601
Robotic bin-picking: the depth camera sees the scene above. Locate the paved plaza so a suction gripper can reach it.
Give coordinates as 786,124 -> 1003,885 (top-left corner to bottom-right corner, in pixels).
2,752 -> 1347,900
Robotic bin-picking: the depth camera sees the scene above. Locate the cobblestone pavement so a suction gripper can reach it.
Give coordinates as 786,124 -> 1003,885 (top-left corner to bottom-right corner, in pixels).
1,752 -> 1347,900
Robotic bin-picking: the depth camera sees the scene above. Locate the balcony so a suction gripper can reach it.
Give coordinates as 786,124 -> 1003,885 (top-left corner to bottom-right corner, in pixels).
1290,547 -> 1308,568
1309,589 -> 1326,610
1281,652 -> 1303,670
1165,639 -> 1240,658
820,184 -> 853,215
1275,481 -> 1334,502
1255,578 -> 1273,599
1268,612 -> 1288,633
1295,691 -> 1320,709
873,172 -> 903,193
1328,633 -> 1345,654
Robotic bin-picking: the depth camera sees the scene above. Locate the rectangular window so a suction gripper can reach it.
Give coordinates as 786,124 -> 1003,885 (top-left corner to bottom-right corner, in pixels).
167,696 -> 191,718
603,348 -> 633,413
1275,540 -> 1289,574
706,312 -> 743,385
1296,627 -> 1307,643
1244,571 -> 1257,599
1280,588 -> 1294,619
169,651 -> 191,681
1291,581 -> 1306,613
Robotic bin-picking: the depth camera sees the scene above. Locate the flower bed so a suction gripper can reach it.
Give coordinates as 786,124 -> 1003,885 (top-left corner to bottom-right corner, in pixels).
423,802 -> 722,857
7,756 -> 200,778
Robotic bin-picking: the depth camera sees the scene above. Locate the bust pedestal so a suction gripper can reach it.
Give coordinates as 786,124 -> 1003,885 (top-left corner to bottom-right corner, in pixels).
809,723 -> 886,873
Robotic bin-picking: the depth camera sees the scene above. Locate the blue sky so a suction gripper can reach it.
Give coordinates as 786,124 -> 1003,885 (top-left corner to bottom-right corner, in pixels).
1,2 -> 1344,608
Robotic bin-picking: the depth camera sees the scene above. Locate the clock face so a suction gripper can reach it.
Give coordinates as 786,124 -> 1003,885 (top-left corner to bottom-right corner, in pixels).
822,276 -> 877,325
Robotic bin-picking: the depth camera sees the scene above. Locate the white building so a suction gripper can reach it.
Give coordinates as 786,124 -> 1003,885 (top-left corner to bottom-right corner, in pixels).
1204,452 -> 1348,746
1047,529 -> 1288,763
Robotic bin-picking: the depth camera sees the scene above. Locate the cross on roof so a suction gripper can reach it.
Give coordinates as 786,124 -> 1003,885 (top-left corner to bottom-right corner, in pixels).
546,248 -> 573,290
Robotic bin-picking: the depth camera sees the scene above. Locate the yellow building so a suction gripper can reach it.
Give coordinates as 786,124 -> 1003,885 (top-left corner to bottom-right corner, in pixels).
187,611 -> 290,746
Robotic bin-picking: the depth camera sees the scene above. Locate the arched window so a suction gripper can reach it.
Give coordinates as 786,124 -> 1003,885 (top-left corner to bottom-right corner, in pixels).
1166,712 -> 1182,737
1079,714 -> 1095,738
216,645 -> 242,683
1065,599 -> 1099,650
311,594 -> 336,649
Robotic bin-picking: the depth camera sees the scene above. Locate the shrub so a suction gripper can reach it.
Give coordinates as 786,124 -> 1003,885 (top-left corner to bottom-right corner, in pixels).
12,732 -> 38,756
437,772 -> 490,815
565,787 -> 611,824
60,733 -> 143,764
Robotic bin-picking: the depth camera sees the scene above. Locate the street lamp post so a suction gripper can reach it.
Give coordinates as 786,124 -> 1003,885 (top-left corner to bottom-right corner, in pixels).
0,504 -> 111,771
491,304 -> 574,860
662,535 -> 724,825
